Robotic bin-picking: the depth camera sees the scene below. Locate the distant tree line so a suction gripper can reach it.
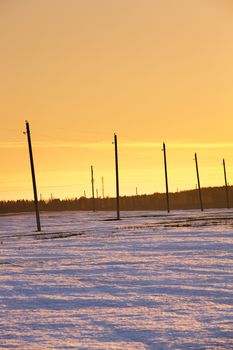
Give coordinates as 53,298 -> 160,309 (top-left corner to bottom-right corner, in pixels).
0,186 -> 232,214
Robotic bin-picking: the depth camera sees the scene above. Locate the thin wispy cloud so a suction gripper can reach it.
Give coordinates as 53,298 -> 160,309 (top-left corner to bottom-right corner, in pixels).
2,141 -> 233,150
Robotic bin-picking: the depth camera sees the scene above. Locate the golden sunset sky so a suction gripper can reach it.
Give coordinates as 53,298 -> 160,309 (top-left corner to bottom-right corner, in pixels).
1,0 -> 233,200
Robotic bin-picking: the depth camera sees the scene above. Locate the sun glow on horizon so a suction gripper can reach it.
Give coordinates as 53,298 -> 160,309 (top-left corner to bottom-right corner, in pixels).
1,136 -> 233,200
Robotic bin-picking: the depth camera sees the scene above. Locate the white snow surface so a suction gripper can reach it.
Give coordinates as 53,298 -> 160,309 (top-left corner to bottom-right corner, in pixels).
0,209 -> 233,349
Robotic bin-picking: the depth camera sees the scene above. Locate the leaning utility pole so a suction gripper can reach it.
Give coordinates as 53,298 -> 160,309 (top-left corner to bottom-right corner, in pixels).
162,142 -> 170,213
223,158 -> 230,209
114,133 -> 120,220
91,165 -> 95,212
25,121 -> 41,231
194,153 -> 203,211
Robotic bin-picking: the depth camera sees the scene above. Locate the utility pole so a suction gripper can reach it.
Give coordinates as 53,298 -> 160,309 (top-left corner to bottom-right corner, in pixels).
114,133 -> 120,220
223,159 -> 230,209
162,142 -> 170,213
194,153 -> 203,211
96,189 -> 98,199
25,121 -> 41,231
91,165 -> 95,211
136,187 -> 138,196
101,177 -> 105,198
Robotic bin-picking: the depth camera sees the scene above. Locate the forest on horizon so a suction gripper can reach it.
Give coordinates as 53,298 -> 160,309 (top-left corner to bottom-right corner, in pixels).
0,185 -> 232,214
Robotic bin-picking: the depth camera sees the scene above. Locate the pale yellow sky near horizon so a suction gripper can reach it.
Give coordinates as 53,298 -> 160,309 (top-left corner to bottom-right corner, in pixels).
1,0 -> 233,200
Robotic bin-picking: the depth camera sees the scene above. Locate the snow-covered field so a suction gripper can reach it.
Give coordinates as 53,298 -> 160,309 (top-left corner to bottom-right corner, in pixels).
1,209 -> 233,349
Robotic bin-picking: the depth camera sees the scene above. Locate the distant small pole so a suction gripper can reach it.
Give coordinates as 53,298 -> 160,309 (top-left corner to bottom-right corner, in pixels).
101,177 -> 105,198
91,165 -> 95,211
25,121 -> 41,231
114,133 -> 120,220
223,159 -> 230,209
162,142 -> 170,213
50,193 -> 53,201
96,189 -> 98,198
84,190 -> 86,198
136,187 -> 138,196
194,153 -> 203,211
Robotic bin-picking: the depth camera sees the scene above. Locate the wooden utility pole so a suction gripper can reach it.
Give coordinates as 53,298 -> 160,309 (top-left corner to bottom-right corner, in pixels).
91,165 -> 95,211
163,142 -> 170,213
223,159 -> 230,209
136,187 -> 138,196
194,153 -> 203,211
101,177 -> 105,198
114,133 -> 120,220
25,121 -> 41,231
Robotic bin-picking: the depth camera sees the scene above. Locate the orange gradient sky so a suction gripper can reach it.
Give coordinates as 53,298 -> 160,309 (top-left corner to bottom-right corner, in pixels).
1,0 -> 233,200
